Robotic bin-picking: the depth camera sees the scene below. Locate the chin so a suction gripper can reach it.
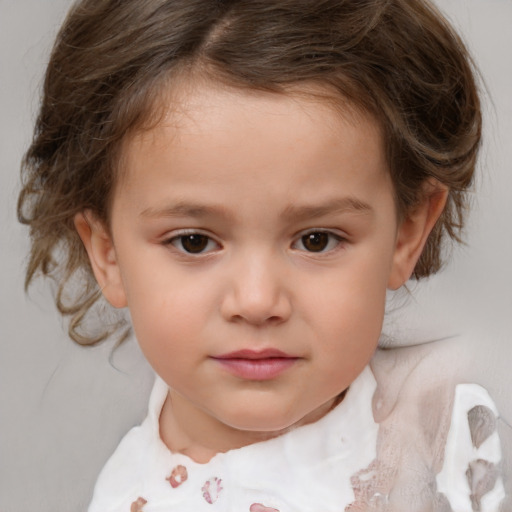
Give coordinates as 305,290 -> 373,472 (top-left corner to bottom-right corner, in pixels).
220,407 -> 306,435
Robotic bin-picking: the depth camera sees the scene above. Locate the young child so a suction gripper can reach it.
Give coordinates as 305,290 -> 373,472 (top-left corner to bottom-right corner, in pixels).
18,0 -> 508,510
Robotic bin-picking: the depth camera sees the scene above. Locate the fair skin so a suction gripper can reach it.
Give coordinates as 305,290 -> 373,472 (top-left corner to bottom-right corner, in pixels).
76,81 -> 446,463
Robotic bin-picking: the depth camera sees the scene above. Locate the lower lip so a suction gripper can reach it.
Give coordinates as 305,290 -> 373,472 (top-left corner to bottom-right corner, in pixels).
213,357 -> 298,380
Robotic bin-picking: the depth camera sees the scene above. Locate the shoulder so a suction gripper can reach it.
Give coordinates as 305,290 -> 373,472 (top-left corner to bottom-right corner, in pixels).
437,383 -> 505,512
88,424 -> 149,512
88,376 -> 169,512
370,344 -> 506,511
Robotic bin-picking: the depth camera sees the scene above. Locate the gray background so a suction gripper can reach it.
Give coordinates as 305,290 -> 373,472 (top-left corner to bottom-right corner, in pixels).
1,0 -> 511,510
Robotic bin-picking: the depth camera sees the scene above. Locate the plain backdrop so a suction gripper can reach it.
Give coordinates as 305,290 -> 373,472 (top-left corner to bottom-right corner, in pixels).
1,1 -> 511,510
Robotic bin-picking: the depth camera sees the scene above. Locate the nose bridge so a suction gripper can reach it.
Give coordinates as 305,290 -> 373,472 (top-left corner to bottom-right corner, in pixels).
222,246 -> 291,324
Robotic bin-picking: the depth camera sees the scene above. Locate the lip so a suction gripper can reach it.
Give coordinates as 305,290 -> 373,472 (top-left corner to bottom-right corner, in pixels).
211,349 -> 299,380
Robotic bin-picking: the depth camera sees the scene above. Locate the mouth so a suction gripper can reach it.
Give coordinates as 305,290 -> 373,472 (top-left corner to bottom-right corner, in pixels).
211,349 -> 299,380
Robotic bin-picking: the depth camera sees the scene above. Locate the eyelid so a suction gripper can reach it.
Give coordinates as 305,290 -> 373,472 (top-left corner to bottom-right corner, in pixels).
293,227 -> 348,240
163,229 -> 222,255
291,228 -> 347,253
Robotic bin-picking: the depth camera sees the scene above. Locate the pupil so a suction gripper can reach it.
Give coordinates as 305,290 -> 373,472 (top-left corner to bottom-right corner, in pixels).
303,232 -> 328,252
182,234 -> 208,253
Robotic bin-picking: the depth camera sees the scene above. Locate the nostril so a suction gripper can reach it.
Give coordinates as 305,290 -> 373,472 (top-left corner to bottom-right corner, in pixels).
219,269 -> 292,325
228,313 -> 285,325
267,315 -> 285,324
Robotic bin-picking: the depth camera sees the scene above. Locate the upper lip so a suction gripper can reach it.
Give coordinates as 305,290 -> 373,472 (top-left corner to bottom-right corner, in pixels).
212,348 -> 295,360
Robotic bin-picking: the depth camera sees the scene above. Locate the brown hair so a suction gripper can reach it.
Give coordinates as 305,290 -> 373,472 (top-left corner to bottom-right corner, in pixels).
18,0 -> 481,345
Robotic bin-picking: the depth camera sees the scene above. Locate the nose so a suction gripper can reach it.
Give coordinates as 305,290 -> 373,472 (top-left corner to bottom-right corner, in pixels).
220,252 -> 292,326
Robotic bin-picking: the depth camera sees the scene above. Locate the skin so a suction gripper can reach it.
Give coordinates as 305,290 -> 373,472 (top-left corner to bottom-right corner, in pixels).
76,82 -> 447,463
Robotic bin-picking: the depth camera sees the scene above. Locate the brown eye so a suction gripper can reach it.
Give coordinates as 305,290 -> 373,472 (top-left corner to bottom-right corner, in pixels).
173,234 -> 213,254
301,232 -> 329,252
293,231 -> 343,253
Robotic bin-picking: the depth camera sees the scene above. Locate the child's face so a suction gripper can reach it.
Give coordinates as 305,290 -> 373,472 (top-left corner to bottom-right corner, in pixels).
83,82 -> 434,441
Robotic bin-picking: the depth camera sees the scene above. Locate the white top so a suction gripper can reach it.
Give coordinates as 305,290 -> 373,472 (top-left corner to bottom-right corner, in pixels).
88,365 -> 505,512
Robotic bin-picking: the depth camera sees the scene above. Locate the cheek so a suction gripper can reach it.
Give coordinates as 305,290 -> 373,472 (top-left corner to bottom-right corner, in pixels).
308,258 -> 389,326
130,291 -> 199,343
302,253 -> 391,360
125,266 -> 221,356
310,285 -> 384,393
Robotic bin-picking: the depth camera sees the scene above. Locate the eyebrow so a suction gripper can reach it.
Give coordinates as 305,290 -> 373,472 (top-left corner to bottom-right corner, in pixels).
281,197 -> 373,221
140,202 -> 231,220
140,197 -> 373,221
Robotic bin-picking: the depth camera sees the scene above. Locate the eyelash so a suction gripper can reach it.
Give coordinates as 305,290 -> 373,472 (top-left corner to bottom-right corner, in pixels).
163,229 -> 346,256
291,229 -> 345,254
164,230 -> 221,255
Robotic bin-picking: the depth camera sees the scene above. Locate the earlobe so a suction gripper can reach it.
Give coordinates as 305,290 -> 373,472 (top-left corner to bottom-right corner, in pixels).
388,182 -> 448,290
74,211 -> 127,308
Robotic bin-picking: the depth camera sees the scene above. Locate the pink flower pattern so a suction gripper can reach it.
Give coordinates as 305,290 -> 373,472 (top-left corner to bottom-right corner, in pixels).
130,497 -> 147,512
166,464 -> 188,488
202,476 -> 223,504
249,503 -> 280,512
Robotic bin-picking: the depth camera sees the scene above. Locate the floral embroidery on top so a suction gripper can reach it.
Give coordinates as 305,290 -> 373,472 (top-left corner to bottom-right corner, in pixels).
466,459 -> 499,511
166,464 -> 188,488
346,458 -> 391,510
202,477 -> 223,504
130,497 -> 147,512
467,405 -> 496,449
249,503 -> 280,512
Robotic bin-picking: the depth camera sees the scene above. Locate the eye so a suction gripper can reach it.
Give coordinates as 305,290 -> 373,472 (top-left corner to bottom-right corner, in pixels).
168,233 -> 220,254
293,230 -> 343,253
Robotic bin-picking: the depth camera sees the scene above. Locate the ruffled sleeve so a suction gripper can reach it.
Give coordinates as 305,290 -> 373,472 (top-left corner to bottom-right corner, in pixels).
436,384 -> 505,512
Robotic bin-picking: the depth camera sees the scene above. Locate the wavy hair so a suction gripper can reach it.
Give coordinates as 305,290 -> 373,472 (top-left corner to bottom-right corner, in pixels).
18,0 -> 482,344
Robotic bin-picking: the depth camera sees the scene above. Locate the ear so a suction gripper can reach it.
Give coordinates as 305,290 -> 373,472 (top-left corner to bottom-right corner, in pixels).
74,211 -> 127,308
388,182 -> 448,290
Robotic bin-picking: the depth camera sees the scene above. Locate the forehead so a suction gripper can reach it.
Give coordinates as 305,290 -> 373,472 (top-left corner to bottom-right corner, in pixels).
118,80 -> 386,184
110,80 -> 397,234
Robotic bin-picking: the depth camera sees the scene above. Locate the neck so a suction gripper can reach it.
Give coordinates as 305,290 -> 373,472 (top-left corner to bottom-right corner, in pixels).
159,389 -> 339,463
